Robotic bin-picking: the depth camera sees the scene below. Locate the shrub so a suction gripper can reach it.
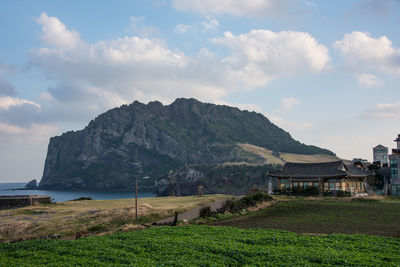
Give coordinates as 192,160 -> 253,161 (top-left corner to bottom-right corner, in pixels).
221,192 -> 273,213
72,197 -> 93,201
87,225 -> 106,232
275,187 -> 319,196
275,188 -> 352,197
199,206 -> 212,218
336,190 -> 351,197
323,190 -> 351,197
351,198 -> 379,203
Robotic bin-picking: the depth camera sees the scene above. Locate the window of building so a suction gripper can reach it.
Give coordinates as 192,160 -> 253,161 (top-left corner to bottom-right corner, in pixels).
293,182 -> 298,187
314,182 -> 319,188
329,183 -> 335,190
334,183 -> 340,190
327,179 -> 340,183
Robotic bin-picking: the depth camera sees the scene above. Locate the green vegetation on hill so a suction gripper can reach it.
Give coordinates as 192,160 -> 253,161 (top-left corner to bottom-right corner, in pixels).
147,98 -> 334,155
1,226 -> 399,266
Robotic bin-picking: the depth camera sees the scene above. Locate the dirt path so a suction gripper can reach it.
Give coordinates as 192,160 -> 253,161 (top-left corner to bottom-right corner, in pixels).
156,196 -> 240,225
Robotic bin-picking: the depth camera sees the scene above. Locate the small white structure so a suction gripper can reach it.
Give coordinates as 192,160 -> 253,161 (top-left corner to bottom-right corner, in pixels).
373,144 -> 388,165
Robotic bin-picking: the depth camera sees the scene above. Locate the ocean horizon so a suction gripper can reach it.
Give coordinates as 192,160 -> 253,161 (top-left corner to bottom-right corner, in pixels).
0,182 -> 155,202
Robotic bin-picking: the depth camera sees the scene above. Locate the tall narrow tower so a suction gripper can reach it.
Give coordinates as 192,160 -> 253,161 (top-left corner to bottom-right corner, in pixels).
389,134 -> 400,196
395,134 -> 400,151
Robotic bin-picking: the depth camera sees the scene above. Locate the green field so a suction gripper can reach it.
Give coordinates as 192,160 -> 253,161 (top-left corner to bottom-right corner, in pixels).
1,225 -> 399,266
212,199 -> 400,237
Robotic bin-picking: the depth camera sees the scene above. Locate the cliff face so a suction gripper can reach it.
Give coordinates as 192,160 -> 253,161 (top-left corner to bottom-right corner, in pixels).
155,164 -> 281,196
39,98 -> 334,190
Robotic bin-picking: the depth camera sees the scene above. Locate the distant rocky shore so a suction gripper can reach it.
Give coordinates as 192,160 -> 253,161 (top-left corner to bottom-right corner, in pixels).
10,179 -> 38,191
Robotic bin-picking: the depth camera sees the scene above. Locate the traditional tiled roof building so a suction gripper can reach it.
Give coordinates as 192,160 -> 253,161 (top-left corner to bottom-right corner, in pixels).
269,160 -> 368,194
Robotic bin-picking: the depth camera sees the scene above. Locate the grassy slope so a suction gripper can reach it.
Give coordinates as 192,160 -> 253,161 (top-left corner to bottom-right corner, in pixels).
237,143 -> 339,165
0,195 -> 228,241
212,199 -> 400,237
1,225 -> 399,266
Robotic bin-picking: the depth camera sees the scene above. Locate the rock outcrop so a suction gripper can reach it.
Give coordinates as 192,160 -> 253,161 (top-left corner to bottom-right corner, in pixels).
40,98 -> 334,191
155,164 -> 280,196
25,179 -> 38,190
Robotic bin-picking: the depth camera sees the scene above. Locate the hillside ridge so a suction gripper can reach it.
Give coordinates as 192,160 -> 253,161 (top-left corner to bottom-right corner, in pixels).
39,98 -> 335,190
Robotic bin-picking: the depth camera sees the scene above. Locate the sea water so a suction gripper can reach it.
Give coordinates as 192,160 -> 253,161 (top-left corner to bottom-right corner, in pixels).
0,183 -> 155,202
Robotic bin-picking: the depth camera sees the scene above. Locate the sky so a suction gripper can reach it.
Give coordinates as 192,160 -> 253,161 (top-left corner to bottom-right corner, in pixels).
0,0 -> 400,182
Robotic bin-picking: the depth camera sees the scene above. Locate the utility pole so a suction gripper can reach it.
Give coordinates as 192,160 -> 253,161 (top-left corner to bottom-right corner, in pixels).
128,161 -> 140,223
135,176 -> 138,223
133,174 -> 150,224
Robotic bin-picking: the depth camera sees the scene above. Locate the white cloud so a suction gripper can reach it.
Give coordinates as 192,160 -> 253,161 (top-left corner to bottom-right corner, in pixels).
213,30 -> 330,89
0,96 -> 41,110
201,18 -> 219,31
0,123 -> 57,142
281,97 -> 299,110
362,101 -> 400,119
174,18 -> 218,34
356,73 -> 383,87
40,92 -> 54,101
36,13 -> 84,50
126,16 -> 158,37
174,24 -> 192,34
172,0 -> 300,17
334,31 -> 400,75
29,14 -> 330,114
0,122 -> 26,134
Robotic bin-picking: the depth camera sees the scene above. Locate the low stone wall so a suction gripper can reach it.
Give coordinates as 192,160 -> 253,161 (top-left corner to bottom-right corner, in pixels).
0,195 -> 51,209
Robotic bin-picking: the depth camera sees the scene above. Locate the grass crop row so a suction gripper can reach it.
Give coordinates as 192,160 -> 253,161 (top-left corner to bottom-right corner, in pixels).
1,225 -> 399,266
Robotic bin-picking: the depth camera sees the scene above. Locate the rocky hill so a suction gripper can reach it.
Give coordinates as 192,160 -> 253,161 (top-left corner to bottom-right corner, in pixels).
155,164 -> 281,196
39,98 -> 335,191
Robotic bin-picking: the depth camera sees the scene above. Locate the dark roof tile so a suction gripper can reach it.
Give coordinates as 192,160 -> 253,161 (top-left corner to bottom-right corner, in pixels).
269,160 -> 368,178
